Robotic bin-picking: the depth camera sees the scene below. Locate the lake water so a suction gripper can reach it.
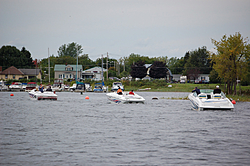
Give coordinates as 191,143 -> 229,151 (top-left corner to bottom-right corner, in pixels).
1,91 -> 250,165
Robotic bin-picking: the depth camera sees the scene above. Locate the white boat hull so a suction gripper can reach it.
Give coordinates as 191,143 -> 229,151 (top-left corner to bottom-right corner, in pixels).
188,90 -> 234,111
29,89 -> 57,100
106,92 -> 145,104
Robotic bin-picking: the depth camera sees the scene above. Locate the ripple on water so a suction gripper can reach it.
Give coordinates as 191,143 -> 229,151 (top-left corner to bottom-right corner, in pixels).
0,92 -> 250,165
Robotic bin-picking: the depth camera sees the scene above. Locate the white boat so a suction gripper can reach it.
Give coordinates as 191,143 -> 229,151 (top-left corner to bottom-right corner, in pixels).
93,82 -> 107,93
52,84 -> 62,92
106,92 -> 145,104
0,80 -> 8,91
28,89 -> 57,100
188,89 -> 234,111
111,82 -> 124,91
85,83 -> 92,92
9,82 -> 22,91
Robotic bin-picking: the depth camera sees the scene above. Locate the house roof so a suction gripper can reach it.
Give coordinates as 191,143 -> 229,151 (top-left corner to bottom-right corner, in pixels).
54,64 -> 82,71
83,66 -> 107,72
144,64 -> 152,68
19,69 -> 41,75
0,66 -> 24,75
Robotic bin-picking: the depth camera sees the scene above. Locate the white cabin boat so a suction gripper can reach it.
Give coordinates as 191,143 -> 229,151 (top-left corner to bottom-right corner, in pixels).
106,92 -> 145,104
9,82 -> 22,91
29,89 -> 57,100
188,89 -> 234,111
111,82 -> 124,92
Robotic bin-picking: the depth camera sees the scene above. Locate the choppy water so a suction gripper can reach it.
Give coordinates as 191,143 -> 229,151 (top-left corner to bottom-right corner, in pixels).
0,91 -> 250,165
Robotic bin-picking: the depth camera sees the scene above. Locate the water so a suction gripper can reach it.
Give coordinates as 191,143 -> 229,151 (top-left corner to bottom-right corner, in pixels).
1,91 -> 250,165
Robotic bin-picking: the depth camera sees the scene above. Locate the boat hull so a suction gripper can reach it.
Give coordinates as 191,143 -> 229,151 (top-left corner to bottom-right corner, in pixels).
29,89 -> 57,100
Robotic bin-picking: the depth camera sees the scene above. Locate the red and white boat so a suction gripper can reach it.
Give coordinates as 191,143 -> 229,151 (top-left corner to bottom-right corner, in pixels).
28,89 -> 57,100
9,82 -> 22,91
25,82 -> 37,92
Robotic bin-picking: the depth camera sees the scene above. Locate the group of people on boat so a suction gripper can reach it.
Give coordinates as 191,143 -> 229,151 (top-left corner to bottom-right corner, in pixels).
192,85 -> 221,95
117,87 -> 134,95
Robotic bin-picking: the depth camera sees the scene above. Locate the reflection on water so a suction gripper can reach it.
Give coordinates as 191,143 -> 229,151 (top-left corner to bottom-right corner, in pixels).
1,92 -> 250,165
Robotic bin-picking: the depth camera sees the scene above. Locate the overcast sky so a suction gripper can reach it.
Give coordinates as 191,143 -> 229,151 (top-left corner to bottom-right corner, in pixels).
1,0 -> 250,61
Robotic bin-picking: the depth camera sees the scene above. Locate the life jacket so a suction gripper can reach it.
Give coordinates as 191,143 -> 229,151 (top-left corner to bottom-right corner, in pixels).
117,89 -> 122,93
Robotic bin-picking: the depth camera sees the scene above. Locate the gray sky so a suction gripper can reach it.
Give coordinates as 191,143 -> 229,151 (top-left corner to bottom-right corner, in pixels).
1,0 -> 249,61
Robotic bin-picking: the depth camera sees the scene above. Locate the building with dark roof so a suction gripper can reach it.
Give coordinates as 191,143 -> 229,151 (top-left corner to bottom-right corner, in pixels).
0,66 -> 41,80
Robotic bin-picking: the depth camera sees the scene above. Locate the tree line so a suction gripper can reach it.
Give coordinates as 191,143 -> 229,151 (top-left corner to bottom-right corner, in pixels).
0,46 -> 35,70
1,33 -> 249,95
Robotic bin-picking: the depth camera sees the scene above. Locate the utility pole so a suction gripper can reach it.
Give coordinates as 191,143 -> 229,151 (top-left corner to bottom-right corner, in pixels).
101,54 -> 104,82
106,52 -> 108,80
117,61 -> 120,76
48,48 -> 50,83
76,46 -> 78,83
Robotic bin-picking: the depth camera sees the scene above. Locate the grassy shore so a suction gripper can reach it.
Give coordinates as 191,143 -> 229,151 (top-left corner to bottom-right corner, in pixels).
122,82 -> 250,102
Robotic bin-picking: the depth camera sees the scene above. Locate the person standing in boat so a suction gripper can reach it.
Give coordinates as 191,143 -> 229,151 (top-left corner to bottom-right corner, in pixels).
39,83 -> 44,93
117,87 -> 123,95
213,85 -> 221,94
192,87 -> 200,95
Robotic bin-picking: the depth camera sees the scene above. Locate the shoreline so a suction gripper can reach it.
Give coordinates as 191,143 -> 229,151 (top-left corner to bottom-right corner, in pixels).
2,89 -> 249,102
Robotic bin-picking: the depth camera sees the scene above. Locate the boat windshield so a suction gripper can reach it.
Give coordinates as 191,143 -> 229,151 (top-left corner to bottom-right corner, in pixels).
200,89 -> 213,93
221,91 -> 227,98
114,83 -> 122,86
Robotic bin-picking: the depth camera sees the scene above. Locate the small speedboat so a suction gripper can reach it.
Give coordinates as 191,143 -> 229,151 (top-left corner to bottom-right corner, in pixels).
106,92 -> 145,104
188,89 -> 234,111
28,89 -> 57,100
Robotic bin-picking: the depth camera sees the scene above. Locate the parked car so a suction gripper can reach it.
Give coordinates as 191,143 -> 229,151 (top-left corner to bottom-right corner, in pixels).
180,80 -> 186,84
194,80 -> 200,84
202,80 -> 209,84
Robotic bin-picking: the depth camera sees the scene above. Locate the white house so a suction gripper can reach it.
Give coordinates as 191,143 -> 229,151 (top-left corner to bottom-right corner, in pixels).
82,67 -> 107,81
198,74 -> 210,82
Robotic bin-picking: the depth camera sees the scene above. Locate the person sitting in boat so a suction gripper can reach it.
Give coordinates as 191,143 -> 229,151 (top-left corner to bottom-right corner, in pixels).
46,85 -> 52,91
213,85 -> 221,94
39,83 -> 44,93
192,87 -> 200,95
117,87 -> 123,95
129,90 -> 134,95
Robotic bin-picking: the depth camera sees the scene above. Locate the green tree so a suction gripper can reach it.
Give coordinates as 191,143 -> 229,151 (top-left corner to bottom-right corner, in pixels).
167,57 -> 185,74
119,71 -> 129,78
211,32 -> 250,95
0,45 -> 34,70
108,67 -> 117,77
130,61 -> 147,79
20,47 -> 35,68
184,46 -> 212,76
209,69 -> 221,83
79,54 -> 94,70
149,61 -> 168,79
57,42 -> 83,57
